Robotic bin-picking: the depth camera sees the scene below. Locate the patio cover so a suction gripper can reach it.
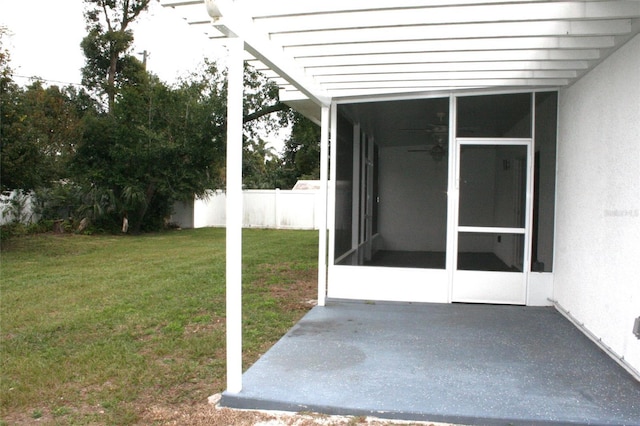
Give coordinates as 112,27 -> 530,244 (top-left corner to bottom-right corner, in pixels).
162,0 -> 640,120
160,0 -> 640,396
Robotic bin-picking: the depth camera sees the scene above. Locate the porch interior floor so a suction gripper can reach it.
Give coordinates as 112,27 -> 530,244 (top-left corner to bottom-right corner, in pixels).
220,301 -> 640,426
364,250 -> 519,271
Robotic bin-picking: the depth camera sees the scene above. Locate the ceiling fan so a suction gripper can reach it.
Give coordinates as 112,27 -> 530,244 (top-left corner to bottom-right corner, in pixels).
408,135 -> 447,162
403,112 -> 448,162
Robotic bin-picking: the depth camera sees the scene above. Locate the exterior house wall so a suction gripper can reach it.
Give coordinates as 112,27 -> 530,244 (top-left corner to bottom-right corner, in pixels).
555,35 -> 640,373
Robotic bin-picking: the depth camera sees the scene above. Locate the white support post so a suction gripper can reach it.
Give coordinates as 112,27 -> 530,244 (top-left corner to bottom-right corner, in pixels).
225,37 -> 244,395
317,105 -> 330,307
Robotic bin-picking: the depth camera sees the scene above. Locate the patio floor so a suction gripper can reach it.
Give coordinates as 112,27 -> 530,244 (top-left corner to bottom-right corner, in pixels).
220,301 -> 640,425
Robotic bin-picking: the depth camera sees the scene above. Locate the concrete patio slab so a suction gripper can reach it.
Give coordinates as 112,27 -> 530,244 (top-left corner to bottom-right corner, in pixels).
221,301 -> 640,425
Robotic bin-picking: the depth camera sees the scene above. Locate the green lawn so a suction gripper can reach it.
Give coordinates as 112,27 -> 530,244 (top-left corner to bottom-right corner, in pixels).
0,228 -> 318,425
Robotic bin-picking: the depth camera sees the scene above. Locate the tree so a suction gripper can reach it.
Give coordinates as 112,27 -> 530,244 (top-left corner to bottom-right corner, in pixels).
239,64 -> 295,188
75,0 -> 227,232
0,27 -> 37,193
277,112 -> 321,189
20,82 -> 86,178
81,0 -> 150,114
243,138 -> 281,189
1,29 -> 86,193
4,10 -> 294,233
71,67 -> 225,232
74,0 -> 292,232
242,65 -> 290,133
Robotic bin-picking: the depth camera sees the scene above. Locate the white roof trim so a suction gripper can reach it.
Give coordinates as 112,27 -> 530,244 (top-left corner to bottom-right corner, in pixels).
162,0 -> 640,112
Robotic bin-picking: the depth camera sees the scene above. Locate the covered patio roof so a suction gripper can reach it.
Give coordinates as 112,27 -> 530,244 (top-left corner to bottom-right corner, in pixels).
162,0 -> 639,119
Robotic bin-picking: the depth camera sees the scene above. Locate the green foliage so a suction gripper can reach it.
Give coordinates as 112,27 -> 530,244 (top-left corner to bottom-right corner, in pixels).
2,9 -> 294,233
0,68 -> 86,193
81,0 -> 151,113
1,33 -> 50,192
239,64 -> 297,189
33,182 -> 82,222
71,68 -> 225,232
243,65 -> 290,137
0,223 -> 21,241
243,138 -> 281,189
278,112 -> 322,188
0,220 -> 55,242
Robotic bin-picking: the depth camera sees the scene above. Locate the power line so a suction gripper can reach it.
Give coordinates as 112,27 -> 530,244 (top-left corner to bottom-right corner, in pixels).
12,74 -> 83,87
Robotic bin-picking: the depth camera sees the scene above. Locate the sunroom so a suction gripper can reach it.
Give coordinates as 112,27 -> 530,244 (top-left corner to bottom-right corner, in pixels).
162,0 -> 640,422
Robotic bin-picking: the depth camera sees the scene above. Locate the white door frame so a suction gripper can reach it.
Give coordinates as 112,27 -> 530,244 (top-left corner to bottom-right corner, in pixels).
450,137 -> 533,305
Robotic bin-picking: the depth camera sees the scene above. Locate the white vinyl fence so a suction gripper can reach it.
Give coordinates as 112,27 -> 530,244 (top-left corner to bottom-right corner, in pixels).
0,190 -> 38,225
171,188 -> 323,230
3,188 -> 322,231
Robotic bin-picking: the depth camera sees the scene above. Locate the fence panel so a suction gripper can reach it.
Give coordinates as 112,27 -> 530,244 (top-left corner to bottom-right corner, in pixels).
172,189 -> 321,230
277,191 -> 317,229
243,191 -> 277,228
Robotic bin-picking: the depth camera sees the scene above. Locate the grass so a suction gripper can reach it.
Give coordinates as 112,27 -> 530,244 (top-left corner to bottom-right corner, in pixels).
0,228 -> 318,425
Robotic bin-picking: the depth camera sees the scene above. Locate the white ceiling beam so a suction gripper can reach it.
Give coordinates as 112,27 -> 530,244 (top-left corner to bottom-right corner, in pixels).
268,20 -> 634,46
162,3 -> 211,23
314,70 -> 577,84
162,0 -> 201,6
297,86 -> 562,99
162,0 -> 639,99
248,0 -> 555,18
285,36 -> 616,58
279,85 -> 572,102
295,50 -> 600,68
307,61 -> 589,76
280,87 -> 479,98
256,2 -> 640,34
198,0 -> 331,106
320,79 -> 570,90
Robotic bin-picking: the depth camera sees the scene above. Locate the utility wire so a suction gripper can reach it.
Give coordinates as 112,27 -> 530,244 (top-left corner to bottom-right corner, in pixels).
12,74 -> 83,87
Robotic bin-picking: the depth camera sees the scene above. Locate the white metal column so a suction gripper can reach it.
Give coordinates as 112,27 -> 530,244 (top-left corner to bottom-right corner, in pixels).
225,37 -> 244,394
317,105 -> 330,307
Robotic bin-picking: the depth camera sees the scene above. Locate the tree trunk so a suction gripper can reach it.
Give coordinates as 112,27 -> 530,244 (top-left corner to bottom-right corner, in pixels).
107,52 -> 117,114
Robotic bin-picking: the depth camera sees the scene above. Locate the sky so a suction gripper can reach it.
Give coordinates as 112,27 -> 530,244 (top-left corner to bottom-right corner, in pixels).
0,0 -> 222,86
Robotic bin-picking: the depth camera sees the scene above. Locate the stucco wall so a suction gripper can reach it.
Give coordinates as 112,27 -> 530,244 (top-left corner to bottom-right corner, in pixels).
555,35 -> 640,373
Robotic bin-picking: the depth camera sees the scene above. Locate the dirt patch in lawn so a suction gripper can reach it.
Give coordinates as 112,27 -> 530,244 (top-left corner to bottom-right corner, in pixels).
263,263 -> 318,310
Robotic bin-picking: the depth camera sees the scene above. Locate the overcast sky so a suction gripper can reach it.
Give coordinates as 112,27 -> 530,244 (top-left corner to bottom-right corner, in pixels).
0,0 -> 221,87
